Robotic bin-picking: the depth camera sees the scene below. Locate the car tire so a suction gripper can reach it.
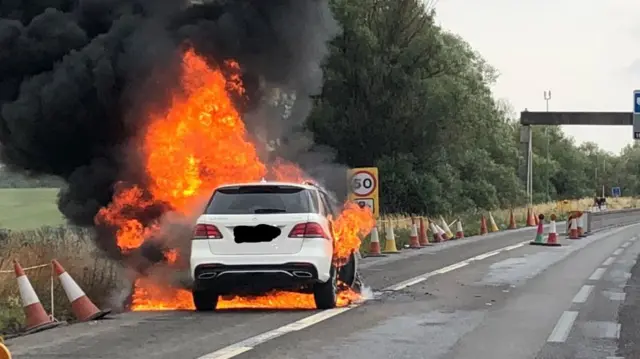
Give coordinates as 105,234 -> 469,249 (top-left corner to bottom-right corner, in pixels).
192,289 -> 219,312
314,265 -> 338,310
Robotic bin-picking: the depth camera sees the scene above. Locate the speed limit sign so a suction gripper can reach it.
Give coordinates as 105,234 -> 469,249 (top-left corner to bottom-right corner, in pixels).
350,170 -> 376,196
347,167 -> 379,218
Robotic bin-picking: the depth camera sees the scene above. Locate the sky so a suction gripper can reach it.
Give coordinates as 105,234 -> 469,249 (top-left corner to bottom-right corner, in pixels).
434,0 -> 640,155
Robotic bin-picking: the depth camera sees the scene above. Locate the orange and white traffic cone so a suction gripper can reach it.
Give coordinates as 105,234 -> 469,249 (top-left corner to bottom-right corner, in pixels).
430,222 -> 443,243
546,214 -> 561,246
526,207 -> 535,227
508,209 -> 517,229
52,260 -> 111,321
480,215 -> 488,235
569,217 -> 579,239
13,260 -> 62,333
577,213 -> 587,238
418,217 -> 430,246
455,220 -> 464,239
436,224 -> 449,241
366,226 -> 386,257
409,218 -> 421,249
0,340 -> 9,359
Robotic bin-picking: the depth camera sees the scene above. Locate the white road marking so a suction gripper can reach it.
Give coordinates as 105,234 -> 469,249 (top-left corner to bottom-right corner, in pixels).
547,311 -> 579,342
589,268 -> 607,281
602,257 -> 616,266
198,239 -> 531,358
470,250 -> 501,261
503,243 -> 526,251
572,285 -> 594,303
622,242 -> 631,248
613,248 -> 624,256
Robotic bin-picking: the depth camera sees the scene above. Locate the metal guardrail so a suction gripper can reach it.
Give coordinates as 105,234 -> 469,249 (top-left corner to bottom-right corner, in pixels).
586,208 -> 640,233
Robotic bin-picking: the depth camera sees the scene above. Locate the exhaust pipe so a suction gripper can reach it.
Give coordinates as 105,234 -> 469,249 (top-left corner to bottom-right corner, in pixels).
197,272 -> 217,280
292,271 -> 313,278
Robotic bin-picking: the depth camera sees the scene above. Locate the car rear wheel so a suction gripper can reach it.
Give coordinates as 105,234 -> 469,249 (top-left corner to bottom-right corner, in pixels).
314,265 -> 338,310
192,289 -> 219,311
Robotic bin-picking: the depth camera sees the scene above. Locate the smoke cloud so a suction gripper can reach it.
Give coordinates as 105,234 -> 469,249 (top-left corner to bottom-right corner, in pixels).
0,0 -> 342,257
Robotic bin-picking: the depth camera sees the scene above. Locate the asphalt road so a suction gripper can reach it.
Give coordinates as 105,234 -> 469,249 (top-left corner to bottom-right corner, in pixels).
7,222 -> 640,359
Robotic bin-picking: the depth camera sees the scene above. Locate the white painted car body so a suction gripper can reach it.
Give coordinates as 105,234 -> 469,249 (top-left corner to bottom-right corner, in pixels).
189,181 -> 338,294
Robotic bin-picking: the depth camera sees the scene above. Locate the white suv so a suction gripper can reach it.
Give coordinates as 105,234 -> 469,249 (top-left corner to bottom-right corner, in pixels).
189,181 -> 360,311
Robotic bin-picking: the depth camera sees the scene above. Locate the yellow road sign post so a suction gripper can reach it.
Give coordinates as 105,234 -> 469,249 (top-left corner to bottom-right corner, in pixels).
347,167 -> 379,218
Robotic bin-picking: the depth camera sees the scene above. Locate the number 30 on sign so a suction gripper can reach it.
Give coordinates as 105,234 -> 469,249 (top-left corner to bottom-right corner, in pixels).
347,167 -> 379,218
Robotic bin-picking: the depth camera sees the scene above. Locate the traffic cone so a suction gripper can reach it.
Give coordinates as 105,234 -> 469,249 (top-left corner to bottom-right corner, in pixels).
546,214 -> 561,246
533,210 -> 539,225
366,226 -> 386,257
526,207 -> 535,227
436,224 -> 449,241
488,212 -> 499,232
382,221 -> 400,253
52,260 -> 111,321
455,220 -> 464,239
529,214 -> 545,245
480,215 -> 488,235
440,216 -> 455,240
577,213 -> 587,238
408,218 -> 421,249
0,341 -> 9,359
569,217 -> 579,239
13,260 -> 62,333
430,222 -> 443,243
508,209 -> 517,229
418,217 -> 430,246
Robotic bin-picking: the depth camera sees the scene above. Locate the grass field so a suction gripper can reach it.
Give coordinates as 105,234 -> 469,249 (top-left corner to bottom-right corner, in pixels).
0,188 -> 64,230
0,188 -> 638,336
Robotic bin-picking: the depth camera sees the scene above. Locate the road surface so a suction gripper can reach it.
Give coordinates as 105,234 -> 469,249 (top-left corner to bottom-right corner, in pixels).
7,222 -> 640,359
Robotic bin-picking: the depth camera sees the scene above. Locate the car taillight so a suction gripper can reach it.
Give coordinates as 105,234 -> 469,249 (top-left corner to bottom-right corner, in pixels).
193,224 -> 222,239
288,222 -> 328,239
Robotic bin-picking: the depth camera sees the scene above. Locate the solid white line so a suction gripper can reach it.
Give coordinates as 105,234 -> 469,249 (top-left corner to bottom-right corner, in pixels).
198,239 -> 531,358
602,257 -> 616,266
613,248 -> 624,256
547,311 -> 579,342
503,243 -> 526,251
589,268 -> 607,281
572,285 -> 594,303
471,251 -> 500,261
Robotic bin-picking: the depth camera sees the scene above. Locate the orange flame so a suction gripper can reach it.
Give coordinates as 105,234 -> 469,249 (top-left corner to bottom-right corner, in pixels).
95,48 -> 374,311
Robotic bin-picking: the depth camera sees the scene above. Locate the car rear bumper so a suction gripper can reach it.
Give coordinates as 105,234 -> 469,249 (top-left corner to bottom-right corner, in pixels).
190,239 -> 332,293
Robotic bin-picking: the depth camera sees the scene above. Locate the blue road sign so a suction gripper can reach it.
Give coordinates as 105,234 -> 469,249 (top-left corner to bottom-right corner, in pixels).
612,187 -> 621,197
634,91 -> 640,139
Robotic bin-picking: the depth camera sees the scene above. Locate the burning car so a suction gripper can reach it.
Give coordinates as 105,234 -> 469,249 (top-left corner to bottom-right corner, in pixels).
189,180 -> 363,311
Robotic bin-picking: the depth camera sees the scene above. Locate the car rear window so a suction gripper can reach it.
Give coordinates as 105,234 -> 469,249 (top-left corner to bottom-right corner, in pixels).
205,185 -> 315,214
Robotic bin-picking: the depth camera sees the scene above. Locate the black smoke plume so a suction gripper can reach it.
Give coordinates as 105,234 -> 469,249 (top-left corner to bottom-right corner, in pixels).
0,0 -> 341,260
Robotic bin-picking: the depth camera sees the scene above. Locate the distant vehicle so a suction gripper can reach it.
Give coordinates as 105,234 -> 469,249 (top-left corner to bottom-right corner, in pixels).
189,180 -> 361,311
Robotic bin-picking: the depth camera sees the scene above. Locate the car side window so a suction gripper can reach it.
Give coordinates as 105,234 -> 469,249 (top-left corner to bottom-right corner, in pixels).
320,192 -> 337,218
